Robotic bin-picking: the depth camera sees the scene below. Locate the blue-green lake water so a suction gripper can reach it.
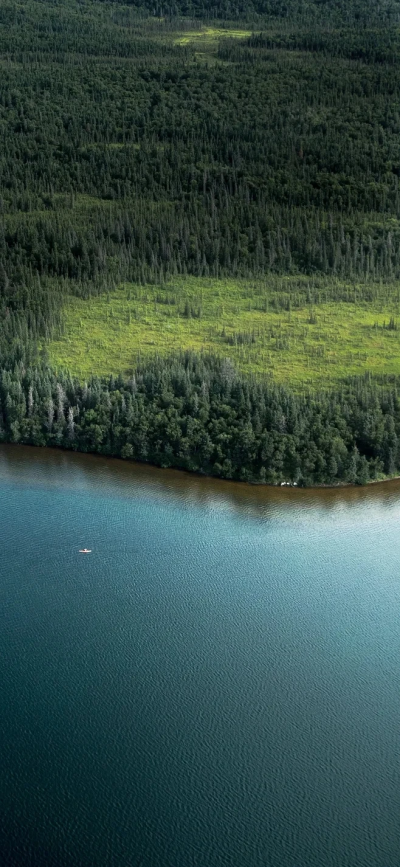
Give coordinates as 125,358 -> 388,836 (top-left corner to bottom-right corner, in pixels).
1,444 -> 400,867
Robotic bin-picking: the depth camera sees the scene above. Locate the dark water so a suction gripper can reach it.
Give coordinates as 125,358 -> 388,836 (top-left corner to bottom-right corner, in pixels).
1,446 -> 400,867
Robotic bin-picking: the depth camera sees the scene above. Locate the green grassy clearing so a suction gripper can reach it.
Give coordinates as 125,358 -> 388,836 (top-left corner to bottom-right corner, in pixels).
173,27 -> 252,46
48,277 -> 400,388
169,25 -> 252,63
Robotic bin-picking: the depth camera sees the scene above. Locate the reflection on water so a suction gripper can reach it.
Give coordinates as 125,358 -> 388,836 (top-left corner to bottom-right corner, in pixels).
1,442 -> 400,520
1,443 -> 400,867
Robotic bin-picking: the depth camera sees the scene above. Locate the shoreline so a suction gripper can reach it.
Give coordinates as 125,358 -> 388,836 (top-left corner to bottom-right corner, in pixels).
1,440 -> 399,493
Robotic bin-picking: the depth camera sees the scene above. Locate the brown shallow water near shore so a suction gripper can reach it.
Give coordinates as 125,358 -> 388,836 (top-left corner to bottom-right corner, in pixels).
1,442 -> 400,516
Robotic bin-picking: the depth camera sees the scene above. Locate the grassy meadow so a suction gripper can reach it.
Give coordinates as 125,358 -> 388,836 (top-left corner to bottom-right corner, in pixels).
48,277 -> 400,389
172,26 -> 252,47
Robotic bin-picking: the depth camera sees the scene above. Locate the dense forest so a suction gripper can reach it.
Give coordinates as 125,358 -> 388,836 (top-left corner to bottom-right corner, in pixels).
1,0 -> 400,485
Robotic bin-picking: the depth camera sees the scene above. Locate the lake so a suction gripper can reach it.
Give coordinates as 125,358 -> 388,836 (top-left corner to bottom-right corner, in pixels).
0,444 -> 399,867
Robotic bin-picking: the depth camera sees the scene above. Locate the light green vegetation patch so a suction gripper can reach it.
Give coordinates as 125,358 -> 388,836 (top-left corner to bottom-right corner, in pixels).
173,27 -> 252,46
48,277 -> 400,389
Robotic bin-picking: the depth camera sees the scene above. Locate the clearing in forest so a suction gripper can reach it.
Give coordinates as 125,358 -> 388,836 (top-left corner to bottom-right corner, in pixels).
47,276 -> 400,389
172,26 -> 252,45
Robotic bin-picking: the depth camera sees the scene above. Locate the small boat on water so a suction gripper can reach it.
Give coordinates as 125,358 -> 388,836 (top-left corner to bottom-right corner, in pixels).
79,549 -> 92,554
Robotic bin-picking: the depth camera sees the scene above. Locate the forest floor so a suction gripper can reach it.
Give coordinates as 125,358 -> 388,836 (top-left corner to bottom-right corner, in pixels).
48,277 -> 400,389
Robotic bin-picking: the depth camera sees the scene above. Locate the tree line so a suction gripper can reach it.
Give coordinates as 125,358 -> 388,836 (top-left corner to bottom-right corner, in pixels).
1,352 -> 400,486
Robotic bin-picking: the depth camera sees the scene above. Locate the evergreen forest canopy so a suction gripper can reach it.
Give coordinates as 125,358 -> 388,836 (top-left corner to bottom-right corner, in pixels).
2,0 -> 400,485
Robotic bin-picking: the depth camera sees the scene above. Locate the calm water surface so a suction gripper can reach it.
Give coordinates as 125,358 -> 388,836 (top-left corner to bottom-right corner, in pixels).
0,445 -> 400,867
